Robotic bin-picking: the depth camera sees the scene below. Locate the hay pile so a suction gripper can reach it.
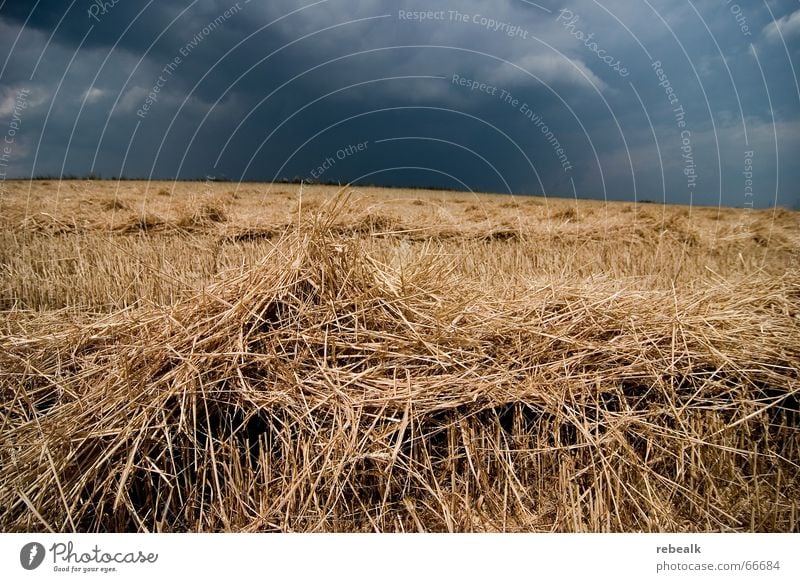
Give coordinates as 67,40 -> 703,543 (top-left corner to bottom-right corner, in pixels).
1,205 -> 798,532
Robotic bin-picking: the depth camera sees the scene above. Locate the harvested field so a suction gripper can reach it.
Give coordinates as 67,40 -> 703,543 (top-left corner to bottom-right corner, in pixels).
1,180 -> 798,532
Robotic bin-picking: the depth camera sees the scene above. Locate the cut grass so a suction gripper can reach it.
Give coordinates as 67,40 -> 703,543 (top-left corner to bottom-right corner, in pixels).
0,184 -> 798,532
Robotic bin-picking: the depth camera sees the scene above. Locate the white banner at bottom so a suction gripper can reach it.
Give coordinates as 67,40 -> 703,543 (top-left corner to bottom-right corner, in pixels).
1,533 -> 797,581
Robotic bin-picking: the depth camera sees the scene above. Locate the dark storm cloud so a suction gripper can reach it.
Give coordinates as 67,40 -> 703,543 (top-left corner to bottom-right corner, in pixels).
0,0 -> 798,208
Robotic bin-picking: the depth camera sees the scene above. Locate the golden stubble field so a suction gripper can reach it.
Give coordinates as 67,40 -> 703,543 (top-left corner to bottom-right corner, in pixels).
1,179 -> 798,532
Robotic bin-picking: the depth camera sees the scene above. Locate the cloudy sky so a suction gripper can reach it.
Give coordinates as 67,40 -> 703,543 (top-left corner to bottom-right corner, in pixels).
1,0 -> 798,208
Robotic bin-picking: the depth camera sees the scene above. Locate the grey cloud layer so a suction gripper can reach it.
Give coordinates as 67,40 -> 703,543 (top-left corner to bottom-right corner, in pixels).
0,0 -> 798,208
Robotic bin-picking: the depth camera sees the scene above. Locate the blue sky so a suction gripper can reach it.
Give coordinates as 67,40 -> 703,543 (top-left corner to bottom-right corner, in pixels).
0,0 -> 798,208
